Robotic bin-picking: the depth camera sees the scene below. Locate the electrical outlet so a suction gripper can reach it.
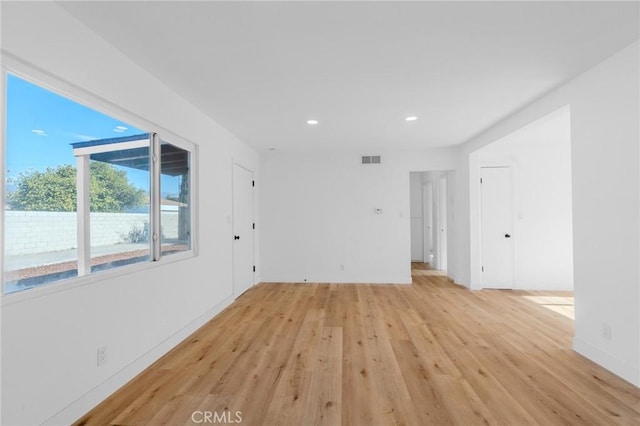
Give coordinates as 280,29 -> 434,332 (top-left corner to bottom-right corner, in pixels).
97,346 -> 107,366
601,323 -> 612,340
340,264 -> 345,271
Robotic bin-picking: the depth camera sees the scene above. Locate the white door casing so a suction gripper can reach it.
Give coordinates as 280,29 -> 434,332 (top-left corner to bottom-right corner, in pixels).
232,164 -> 254,297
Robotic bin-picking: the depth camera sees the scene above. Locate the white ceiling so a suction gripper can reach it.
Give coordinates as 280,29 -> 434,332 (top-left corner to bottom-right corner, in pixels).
60,1 -> 639,152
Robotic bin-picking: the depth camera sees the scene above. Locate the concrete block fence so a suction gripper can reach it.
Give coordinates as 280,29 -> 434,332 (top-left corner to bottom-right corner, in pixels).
5,211 -> 179,255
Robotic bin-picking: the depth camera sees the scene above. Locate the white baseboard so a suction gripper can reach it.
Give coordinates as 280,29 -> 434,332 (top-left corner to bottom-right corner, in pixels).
43,295 -> 235,425
573,337 -> 640,387
259,275 -> 412,285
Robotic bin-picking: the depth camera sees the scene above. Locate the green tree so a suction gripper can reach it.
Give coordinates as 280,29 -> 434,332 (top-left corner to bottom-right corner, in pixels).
8,162 -> 146,212
88,162 -> 146,212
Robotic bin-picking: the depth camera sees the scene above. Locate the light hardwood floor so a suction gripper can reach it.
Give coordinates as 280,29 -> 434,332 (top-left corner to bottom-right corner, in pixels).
75,264 -> 640,425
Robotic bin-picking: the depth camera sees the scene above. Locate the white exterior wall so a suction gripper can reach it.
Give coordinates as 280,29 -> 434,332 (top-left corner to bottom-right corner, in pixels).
5,211 -> 77,255
4,211 -> 181,255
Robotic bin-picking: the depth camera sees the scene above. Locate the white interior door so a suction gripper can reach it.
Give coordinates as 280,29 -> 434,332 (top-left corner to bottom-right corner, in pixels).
233,164 -> 254,297
437,176 -> 448,271
423,183 -> 433,264
480,166 -> 514,289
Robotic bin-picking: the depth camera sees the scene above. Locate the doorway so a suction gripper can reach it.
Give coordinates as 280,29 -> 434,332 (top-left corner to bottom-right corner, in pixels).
409,171 -> 452,274
232,163 -> 255,297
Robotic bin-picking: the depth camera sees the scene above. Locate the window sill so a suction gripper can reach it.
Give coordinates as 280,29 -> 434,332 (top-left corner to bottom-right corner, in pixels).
1,250 -> 196,307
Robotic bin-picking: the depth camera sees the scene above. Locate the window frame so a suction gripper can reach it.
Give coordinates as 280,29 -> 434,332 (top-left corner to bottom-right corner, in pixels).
0,53 -> 199,304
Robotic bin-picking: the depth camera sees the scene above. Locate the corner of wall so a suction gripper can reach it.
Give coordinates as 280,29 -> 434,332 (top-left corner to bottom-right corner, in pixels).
573,337 -> 640,388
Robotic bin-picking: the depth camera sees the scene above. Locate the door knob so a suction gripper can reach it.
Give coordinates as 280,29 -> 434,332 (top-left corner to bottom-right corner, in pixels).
234,235 -> 240,240
505,233 -> 511,238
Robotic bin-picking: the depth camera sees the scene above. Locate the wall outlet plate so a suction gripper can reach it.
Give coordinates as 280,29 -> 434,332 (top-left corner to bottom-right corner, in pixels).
97,346 -> 107,366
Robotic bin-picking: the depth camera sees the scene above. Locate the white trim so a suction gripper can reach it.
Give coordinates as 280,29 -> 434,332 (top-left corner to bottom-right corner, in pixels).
157,130 -> 195,153
1,249 -> 196,307
259,276 -> 413,285
250,168 -> 255,285
232,160 -> 254,174
1,64 -> 7,294
190,144 -> 199,256
0,62 -> 4,426
76,155 -> 91,276
72,138 -> 149,157
573,337 -> 640,387
157,136 -> 197,255
151,133 -> 161,261
0,5 -> 4,417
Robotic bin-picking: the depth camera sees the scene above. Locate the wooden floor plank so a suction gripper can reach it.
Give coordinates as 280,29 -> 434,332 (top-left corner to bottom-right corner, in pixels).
302,326 -> 343,426
261,307 -> 326,426
341,297 -> 378,426
74,264 -> 640,426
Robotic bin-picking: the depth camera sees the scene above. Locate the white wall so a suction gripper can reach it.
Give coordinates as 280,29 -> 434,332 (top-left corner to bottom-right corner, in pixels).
1,3 -> 259,425
570,42 -> 639,387
471,106 -> 574,290
456,42 -> 639,386
259,149 -> 458,285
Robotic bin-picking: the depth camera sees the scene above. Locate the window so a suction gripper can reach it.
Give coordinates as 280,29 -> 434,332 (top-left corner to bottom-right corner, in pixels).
72,135 -> 152,274
159,140 -> 191,255
2,72 -> 195,294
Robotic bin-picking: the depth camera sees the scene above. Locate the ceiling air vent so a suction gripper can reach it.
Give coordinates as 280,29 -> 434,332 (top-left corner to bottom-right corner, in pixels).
362,155 -> 381,165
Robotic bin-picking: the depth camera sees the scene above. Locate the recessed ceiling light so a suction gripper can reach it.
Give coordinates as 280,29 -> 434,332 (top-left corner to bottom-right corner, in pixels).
307,119 -> 319,125
405,116 -> 418,122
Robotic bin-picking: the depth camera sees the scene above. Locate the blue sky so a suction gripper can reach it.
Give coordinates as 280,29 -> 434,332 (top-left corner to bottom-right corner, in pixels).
5,74 -> 180,195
